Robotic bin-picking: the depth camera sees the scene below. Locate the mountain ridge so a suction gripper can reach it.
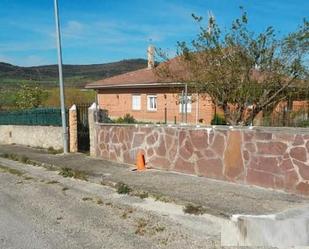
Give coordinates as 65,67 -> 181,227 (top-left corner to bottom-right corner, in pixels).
0,59 -> 148,88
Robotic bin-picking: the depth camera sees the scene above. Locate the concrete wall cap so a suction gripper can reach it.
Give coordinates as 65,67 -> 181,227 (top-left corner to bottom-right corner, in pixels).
89,102 -> 97,110
69,104 -> 77,111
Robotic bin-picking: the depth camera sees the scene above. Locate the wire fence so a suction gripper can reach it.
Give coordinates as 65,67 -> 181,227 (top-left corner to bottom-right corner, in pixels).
96,101 -> 309,128
0,108 -> 67,126
261,102 -> 309,127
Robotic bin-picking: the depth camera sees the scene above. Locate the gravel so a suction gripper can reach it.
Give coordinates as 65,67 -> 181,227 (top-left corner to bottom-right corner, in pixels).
0,159 -> 221,249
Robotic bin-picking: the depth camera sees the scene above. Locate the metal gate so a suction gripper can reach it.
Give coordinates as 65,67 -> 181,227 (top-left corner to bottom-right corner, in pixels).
76,103 -> 90,152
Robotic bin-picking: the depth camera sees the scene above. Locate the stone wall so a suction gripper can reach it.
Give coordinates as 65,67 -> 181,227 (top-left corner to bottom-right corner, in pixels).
0,125 -> 63,149
95,124 -> 309,195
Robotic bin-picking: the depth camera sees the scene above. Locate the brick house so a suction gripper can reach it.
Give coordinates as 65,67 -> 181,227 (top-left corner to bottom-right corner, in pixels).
86,46 -> 215,124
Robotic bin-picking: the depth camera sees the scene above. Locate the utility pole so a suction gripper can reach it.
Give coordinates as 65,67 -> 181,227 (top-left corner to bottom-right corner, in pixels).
54,0 -> 68,153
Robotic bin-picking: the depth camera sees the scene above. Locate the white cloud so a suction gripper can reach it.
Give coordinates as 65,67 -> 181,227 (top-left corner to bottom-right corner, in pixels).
63,20 -> 85,38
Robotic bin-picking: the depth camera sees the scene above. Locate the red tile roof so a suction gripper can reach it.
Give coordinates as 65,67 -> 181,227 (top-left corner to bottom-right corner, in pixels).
85,57 -> 188,89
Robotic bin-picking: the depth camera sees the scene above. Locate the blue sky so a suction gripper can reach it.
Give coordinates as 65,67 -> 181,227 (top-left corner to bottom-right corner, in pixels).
0,0 -> 308,66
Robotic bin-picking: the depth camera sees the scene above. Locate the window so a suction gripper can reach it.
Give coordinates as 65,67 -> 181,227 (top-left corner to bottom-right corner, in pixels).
147,95 -> 157,111
132,95 -> 141,110
179,96 -> 192,113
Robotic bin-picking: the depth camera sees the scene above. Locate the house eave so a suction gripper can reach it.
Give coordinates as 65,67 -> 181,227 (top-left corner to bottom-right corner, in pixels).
85,82 -> 185,90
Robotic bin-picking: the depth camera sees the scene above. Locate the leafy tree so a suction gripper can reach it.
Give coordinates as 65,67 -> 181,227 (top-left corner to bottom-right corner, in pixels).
15,83 -> 47,109
157,8 -> 308,125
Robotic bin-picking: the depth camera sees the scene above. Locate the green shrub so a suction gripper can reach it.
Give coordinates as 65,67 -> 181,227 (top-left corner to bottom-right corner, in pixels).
211,114 -> 226,125
116,182 -> 132,194
296,119 -> 309,127
115,114 -> 136,124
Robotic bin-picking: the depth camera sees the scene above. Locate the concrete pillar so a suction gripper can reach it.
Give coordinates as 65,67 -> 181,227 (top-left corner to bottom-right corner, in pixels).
88,102 -> 97,157
69,104 -> 78,153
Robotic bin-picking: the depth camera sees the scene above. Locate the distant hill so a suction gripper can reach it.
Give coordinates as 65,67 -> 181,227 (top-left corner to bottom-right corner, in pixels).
0,59 -> 147,88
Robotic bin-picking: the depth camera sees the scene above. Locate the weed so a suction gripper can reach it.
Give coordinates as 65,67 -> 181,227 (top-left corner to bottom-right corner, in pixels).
34,146 -> 44,150
56,216 -> 63,220
59,168 -> 74,177
183,204 -> 206,215
46,180 -> 59,184
8,154 -> 19,161
1,153 -> 30,164
47,147 -> 63,155
59,167 -> 88,181
62,187 -> 69,191
1,153 -> 9,158
121,212 -> 128,219
135,218 -> 148,236
0,165 -> 24,176
154,225 -> 165,233
159,238 -> 169,246
132,190 -> 149,199
20,155 -> 29,164
116,182 -> 131,194
23,176 -> 33,180
82,197 -> 93,201
96,198 -> 103,205
27,160 -> 38,166
121,208 -> 134,219
152,193 -> 171,203
73,170 -> 88,181
16,181 -> 23,184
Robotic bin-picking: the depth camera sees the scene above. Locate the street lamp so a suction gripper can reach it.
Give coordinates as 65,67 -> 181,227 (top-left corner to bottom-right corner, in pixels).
53,0 -> 68,153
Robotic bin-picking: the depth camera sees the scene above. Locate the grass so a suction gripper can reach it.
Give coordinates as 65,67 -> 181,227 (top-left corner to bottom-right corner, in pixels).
46,180 -> 59,184
135,218 -> 148,236
73,170 -> 88,181
95,198 -> 104,205
19,155 -> 30,163
23,176 -> 33,180
151,193 -> 171,203
47,147 -> 63,155
0,153 -> 37,166
59,168 -> 74,177
183,203 -> 206,215
82,197 -> 93,201
1,153 -> 19,161
115,182 -> 132,194
58,167 -> 88,181
132,190 -> 149,199
120,208 -> 134,219
0,165 -> 24,176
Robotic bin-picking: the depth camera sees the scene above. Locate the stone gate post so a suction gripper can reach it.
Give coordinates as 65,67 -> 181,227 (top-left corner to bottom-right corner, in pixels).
88,103 -> 97,157
69,104 -> 78,153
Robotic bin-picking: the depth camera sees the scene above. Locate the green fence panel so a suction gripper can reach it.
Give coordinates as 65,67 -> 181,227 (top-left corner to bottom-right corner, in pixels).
0,108 -> 68,126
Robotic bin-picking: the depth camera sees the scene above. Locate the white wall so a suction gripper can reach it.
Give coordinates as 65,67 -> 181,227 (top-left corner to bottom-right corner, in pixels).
0,125 -> 63,150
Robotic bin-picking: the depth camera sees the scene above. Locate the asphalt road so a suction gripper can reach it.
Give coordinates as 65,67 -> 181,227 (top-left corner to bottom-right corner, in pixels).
0,159 -> 221,249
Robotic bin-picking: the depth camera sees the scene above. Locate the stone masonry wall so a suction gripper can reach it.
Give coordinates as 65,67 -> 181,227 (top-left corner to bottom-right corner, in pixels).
95,124 -> 309,195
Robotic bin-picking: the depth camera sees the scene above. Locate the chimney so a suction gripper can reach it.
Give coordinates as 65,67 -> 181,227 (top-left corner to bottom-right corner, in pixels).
147,45 -> 155,69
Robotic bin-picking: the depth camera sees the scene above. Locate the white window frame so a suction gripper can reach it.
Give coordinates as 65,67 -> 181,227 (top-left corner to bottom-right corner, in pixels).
132,94 -> 141,110
179,95 -> 192,113
147,95 -> 157,111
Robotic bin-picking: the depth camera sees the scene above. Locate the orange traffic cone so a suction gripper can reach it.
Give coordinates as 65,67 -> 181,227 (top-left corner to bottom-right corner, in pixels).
136,152 -> 146,171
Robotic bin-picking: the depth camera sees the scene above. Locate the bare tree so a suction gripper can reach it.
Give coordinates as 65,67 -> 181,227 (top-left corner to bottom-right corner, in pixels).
157,8 -> 308,125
